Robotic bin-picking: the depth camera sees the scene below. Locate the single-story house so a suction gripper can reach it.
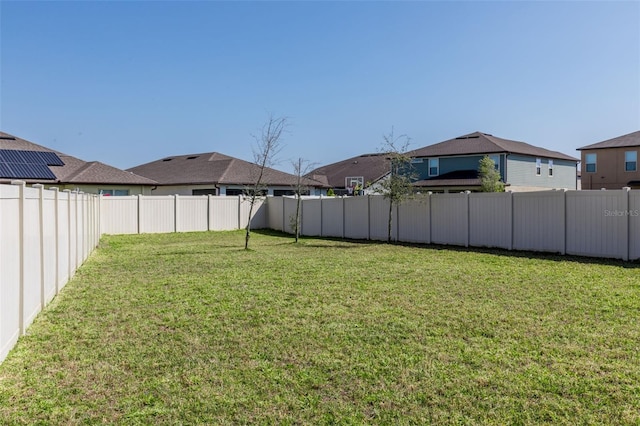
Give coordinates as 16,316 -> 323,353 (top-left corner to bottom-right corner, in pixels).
306,153 -> 390,195
577,130 -> 640,190
127,152 -> 329,196
408,131 -> 579,192
0,131 -> 157,195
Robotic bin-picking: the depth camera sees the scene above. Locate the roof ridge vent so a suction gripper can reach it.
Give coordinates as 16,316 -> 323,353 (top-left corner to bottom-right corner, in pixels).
455,136 -> 480,140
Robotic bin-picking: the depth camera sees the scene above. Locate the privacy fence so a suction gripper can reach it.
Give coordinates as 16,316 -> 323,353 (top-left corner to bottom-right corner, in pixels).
0,182 -> 100,363
267,189 -> 640,262
1,186 -> 638,363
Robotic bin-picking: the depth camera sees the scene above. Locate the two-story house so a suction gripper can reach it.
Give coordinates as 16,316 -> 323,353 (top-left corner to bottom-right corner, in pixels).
408,131 -> 578,192
577,130 -> 640,190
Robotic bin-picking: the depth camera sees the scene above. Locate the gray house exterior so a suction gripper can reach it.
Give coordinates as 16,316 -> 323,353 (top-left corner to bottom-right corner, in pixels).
408,132 -> 578,192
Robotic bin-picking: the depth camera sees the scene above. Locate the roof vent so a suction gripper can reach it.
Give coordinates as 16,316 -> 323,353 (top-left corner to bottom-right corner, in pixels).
455,136 -> 480,140
187,156 -> 198,160
162,158 -> 172,162
0,136 -> 17,140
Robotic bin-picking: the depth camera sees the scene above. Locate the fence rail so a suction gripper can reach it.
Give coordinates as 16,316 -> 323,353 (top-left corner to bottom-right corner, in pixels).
0,182 -> 100,363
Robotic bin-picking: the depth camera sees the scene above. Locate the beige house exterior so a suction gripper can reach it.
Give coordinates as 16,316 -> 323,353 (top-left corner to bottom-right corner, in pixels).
578,130 -> 640,190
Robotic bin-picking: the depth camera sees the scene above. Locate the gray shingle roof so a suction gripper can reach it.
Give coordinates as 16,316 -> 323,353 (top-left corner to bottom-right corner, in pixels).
0,131 -> 157,185
577,130 -> 640,150
306,153 -> 390,189
409,131 -> 578,162
128,152 -> 327,188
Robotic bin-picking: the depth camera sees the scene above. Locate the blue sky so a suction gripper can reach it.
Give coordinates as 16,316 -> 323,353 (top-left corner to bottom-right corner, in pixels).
1,1 -> 639,173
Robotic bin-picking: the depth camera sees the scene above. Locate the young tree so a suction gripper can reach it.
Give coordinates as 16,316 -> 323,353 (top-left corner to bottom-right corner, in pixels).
375,127 -> 416,243
478,155 -> 505,192
289,157 -> 316,243
244,114 -> 287,250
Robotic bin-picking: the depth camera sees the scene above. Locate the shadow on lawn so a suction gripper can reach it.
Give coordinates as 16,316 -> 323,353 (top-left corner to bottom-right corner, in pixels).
252,229 -> 640,268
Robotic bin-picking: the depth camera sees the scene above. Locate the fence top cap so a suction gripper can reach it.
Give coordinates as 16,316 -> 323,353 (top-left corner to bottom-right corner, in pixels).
10,180 -> 25,186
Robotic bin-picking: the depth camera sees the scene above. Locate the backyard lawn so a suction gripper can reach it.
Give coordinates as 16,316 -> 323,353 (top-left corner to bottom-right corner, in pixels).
0,230 -> 639,424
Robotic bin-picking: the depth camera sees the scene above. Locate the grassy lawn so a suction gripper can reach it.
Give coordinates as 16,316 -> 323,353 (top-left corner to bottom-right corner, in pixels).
1,230 -> 639,425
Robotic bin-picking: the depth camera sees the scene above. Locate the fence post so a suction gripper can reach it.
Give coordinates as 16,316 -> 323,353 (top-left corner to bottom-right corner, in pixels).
508,191 -> 514,251
465,191 -> 470,248
207,194 -> 212,231
342,196 -> 346,239
366,195 -> 370,240
320,196 -> 324,237
137,194 -> 142,234
624,187 -> 631,261
561,189 -> 567,255
63,190 -> 72,279
428,192 -> 433,244
174,195 -> 179,233
34,184 -> 45,311
75,191 -> 81,269
11,181 -> 26,335
51,187 -> 60,294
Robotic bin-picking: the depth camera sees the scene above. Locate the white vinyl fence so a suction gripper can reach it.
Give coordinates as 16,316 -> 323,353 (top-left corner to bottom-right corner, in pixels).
100,195 -> 267,235
2,187 -> 637,364
267,189 -> 640,261
0,182 -> 100,363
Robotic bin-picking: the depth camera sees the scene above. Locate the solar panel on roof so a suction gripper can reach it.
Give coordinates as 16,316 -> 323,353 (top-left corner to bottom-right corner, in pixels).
0,149 -> 62,180
1,163 -> 56,180
37,151 -> 65,166
0,149 -> 64,166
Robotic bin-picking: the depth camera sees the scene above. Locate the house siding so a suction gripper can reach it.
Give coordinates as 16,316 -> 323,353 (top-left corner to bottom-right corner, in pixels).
580,147 -> 640,190
506,155 -> 576,190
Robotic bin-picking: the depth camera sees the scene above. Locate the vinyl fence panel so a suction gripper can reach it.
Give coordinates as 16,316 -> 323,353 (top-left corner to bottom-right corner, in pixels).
512,191 -> 565,254
430,193 -> 469,246
368,196 -> 393,241
343,196 -> 369,240
42,189 -> 58,304
566,190 -> 629,260
321,197 -> 344,238
209,196 -> 241,231
100,196 -> 139,234
397,197 -> 430,244
0,183 -> 99,365
283,197 -> 299,234
301,198 -> 322,236
0,185 -> 21,363
177,196 -> 209,232
469,192 -> 512,249
140,196 -> 176,233
631,191 -> 640,260
267,197 -> 284,231
23,186 -> 42,330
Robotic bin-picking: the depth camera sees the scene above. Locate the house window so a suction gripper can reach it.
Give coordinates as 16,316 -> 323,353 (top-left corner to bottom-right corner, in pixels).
548,159 -> 553,177
535,158 -> 541,176
100,189 -> 129,196
489,155 -> 500,171
345,176 -> 364,189
625,151 -> 637,172
429,158 -> 439,176
192,188 -> 217,196
585,153 -> 597,173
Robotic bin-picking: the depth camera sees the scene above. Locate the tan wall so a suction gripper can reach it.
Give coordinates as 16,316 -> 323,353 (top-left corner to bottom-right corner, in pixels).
581,147 -> 640,189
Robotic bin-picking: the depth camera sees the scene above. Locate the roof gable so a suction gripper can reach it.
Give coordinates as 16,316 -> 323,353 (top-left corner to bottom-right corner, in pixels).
577,130 -> 640,150
409,131 -> 578,162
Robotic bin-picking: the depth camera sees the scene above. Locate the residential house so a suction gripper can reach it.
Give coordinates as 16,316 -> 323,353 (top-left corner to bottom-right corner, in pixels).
0,131 -> 156,195
408,131 -> 579,192
127,152 -> 328,196
306,153 -> 390,195
577,130 -> 640,190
